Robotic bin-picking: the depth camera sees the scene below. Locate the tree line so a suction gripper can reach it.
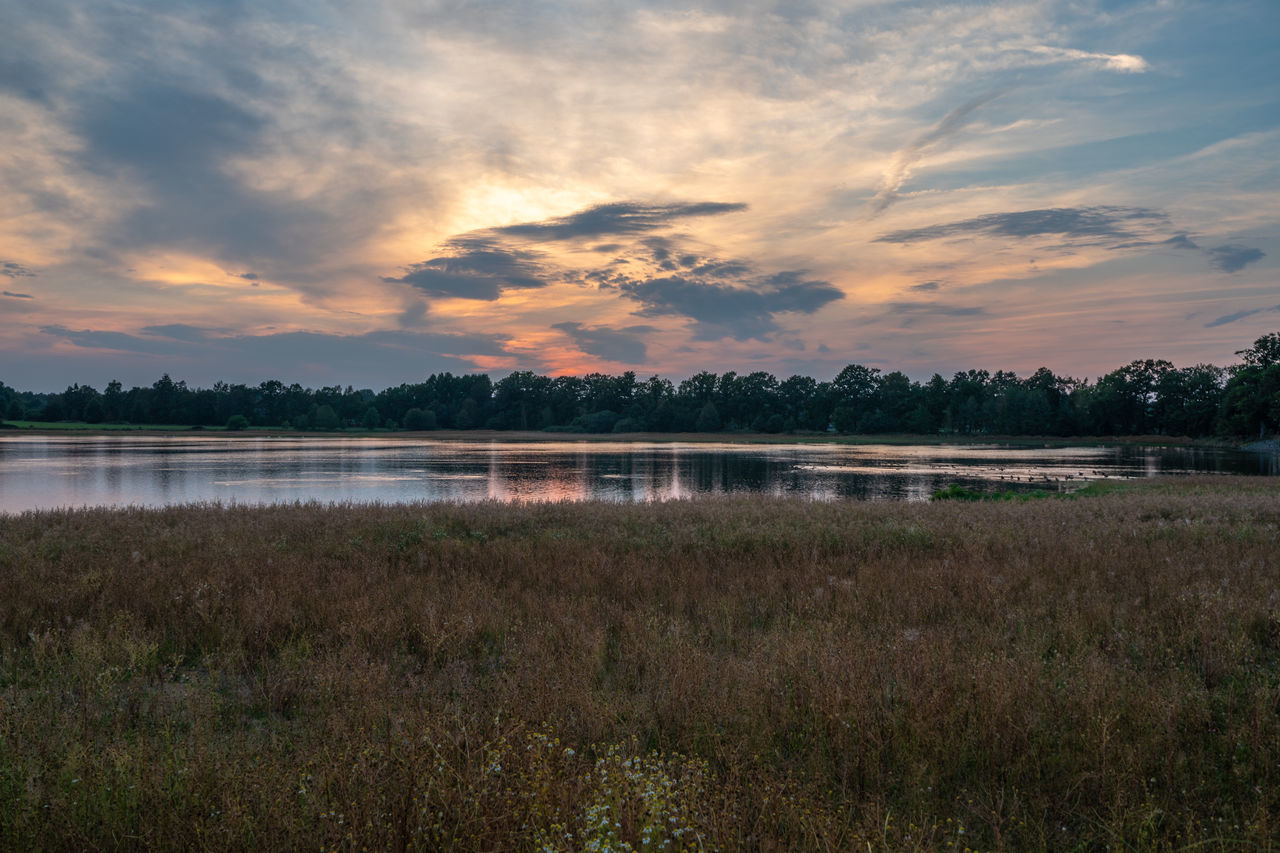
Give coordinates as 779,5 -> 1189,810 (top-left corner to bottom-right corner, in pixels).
3,333 -> 1279,439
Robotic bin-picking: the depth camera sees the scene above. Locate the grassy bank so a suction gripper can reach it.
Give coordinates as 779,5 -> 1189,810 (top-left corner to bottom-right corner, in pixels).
2,479 -> 1278,850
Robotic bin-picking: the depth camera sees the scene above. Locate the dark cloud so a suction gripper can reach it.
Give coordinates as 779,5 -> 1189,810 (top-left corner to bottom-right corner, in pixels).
3,291 -> 35,299
140,324 -> 219,341
2,262 -> 35,279
39,325 -> 190,357
1203,304 -> 1280,328
638,236 -> 753,279
74,81 -> 346,263
910,280 -> 941,292
1163,234 -> 1200,250
82,84 -> 263,179
38,324 -> 515,379
383,238 -> 552,300
619,271 -> 843,341
552,322 -> 655,364
1206,245 -> 1265,273
495,201 -> 747,241
238,272 -> 260,281
877,208 -> 1266,275
875,206 -> 1171,244
397,300 -> 429,328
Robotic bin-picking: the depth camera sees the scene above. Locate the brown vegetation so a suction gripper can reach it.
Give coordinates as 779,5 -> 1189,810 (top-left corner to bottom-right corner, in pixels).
1,477 -> 1278,850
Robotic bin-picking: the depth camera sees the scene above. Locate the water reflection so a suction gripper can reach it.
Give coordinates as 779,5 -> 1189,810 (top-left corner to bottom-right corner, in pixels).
0,435 -> 1273,513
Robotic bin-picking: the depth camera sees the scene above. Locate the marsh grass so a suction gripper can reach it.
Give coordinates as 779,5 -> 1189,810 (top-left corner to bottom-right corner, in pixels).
1,477 -> 1278,850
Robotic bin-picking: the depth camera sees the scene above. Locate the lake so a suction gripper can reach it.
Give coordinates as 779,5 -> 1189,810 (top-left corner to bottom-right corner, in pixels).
0,435 -> 1273,513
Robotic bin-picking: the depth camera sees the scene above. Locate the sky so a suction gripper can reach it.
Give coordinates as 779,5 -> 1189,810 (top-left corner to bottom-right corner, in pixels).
0,0 -> 1276,391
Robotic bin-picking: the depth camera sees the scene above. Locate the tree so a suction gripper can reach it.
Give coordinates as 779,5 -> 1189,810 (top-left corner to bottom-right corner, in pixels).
403,408 -> 436,430
83,397 -> 105,424
832,364 -> 881,432
226,414 -> 250,431
312,404 -> 341,431
695,401 -> 721,432
362,406 -> 382,430
1235,332 -> 1280,369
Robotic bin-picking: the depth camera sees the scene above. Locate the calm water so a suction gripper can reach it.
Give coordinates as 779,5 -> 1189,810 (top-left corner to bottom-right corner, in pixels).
0,436 -> 1273,513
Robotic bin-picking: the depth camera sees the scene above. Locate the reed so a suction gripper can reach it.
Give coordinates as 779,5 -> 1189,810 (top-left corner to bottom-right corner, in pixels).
1,476 -> 1277,850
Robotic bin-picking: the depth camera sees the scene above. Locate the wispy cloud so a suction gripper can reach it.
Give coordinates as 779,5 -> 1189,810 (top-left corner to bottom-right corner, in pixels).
2,262 -> 35,279
1025,45 -> 1149,73
3,290 -> 35,299
876,206 -> 1171,244
1204,305 -> 1280,328
869,93 -> 1003,217
887,302 -> 985,317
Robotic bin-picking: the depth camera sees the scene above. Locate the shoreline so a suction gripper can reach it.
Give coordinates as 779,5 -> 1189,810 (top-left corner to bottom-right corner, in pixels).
0,423 -> 1246,449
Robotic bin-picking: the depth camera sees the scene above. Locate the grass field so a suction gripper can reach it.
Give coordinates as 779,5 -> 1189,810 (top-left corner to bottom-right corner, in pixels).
1,478 -> 1278,850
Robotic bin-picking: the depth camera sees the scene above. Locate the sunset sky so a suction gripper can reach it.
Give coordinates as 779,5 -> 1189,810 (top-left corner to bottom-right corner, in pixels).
1,0 -> 1276,390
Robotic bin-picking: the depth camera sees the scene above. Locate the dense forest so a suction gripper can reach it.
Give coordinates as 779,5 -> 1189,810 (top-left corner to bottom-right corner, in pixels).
4,333 -> 1279,439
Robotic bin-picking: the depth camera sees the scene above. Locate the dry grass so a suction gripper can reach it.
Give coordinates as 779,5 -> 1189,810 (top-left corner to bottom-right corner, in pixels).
1,476 -> 1278,850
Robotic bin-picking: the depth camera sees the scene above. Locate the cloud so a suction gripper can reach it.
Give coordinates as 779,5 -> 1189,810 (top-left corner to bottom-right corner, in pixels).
886,302 -> 985,317
1204,305 -> 1280,328
1163,235 -> 1200,250
875,206 -> 1171,244
870,92 -> 1002,216
39,325 -> 190,357
140,324 -> 219,341
1206,245 -> 1265,273
877,208 -> 1268,275
1026,46 -> 1149,73
910,281 -> 942,292
552,321 -> 655,364
3,290 -> 35,299
2,262 -> 35,279
639,236 -> 753,278
494,201 -> 748,241
37,324 -> 516,380
383,238 -> 552,300
619,271 -> 843,341
74,82 -> 328,261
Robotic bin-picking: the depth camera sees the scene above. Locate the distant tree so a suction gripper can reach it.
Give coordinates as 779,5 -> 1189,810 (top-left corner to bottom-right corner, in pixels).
5,398 -> 23,420
455,399 -> 480,429
41,398 -> 66,422
226,414 -> 250,431
83,397 -> 105,424
312,404 -> 341,431
695,401 -> 721,432
362,405 -> 381,430
832,364 -> 881,432
403,408 -> 436,430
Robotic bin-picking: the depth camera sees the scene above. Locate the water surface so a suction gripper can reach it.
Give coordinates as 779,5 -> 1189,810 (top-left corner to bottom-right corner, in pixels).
0,435 -> 1272,513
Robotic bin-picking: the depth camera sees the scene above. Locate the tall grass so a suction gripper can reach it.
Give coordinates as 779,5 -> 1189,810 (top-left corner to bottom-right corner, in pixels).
1,477 -> 1278,850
